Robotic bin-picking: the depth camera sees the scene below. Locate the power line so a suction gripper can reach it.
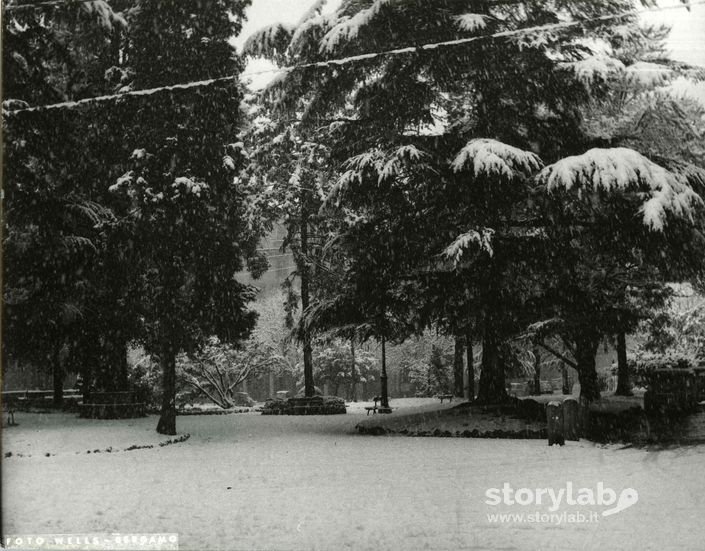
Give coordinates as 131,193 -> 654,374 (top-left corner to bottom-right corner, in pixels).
3,0 -> 703,116
2,0 -> 105,12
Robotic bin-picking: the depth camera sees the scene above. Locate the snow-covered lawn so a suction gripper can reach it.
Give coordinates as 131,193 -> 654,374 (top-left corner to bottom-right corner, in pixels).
3,403 -> 705,551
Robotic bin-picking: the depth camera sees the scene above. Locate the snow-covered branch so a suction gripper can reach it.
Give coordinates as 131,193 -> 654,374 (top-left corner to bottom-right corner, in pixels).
537,147 -> 703,231
451,139 -> 543,180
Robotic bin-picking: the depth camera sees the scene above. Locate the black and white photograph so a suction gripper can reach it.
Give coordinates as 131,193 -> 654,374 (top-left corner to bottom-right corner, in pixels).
2,1 -> 705,550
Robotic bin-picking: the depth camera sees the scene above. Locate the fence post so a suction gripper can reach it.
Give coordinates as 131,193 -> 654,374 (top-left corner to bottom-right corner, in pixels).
547,401 -> 565,446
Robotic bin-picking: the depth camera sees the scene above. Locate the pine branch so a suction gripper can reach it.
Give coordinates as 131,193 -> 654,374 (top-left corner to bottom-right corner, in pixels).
537,342 -> 578,370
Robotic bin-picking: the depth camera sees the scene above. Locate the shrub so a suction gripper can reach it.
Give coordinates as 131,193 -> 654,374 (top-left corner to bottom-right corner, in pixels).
261,398 -> 289,415
260,395 -> 346,415
629,352 -> 697,387
321,395 -> 346,414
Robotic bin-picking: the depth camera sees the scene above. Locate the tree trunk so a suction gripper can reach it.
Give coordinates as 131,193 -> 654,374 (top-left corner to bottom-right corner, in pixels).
117,337 -> 129,391
300,201 -> 315,398
533,346 -> 541,395
453,335 -> 465,397
157,341 -> 177,435
52,347 -> 64,409
575,334 -> 600,403
476,315 -> 507,404
466,333 -> 474,400
350,338 -> 357,402
562,365 -> 570,395
615,331 -> 632,396
380,334 -> 390,410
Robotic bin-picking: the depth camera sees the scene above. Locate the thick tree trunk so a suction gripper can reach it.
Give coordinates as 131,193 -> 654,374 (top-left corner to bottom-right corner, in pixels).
300,202 -> 315,398
106,333 -> 129,391
466,333 -> 474,400
575,334 -> 600,403
157,341 -> 177,435
476,316 -> 507,404
615,331 -> 632,396
533,346 -> 541,395
380,334 -> 390,410
453,335 -> 465,397
52,347 -> 64,409
350,338 -> 357,402
117,337 -> 129,391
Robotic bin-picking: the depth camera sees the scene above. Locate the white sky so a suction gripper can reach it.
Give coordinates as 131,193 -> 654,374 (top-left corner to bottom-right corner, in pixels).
235,0 -> 705,96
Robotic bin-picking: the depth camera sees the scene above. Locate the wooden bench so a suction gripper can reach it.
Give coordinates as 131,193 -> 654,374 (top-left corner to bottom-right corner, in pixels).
438,394 -> 454,403
365,396 -> 383,415
2,400 -> 17,426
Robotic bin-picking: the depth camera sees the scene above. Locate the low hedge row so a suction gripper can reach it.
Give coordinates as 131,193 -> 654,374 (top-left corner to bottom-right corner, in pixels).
261,396 -> 346,415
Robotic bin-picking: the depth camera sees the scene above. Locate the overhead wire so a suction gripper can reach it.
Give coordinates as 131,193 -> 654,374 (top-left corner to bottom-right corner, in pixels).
2,0 -> 110,11
3,0 -> 703,116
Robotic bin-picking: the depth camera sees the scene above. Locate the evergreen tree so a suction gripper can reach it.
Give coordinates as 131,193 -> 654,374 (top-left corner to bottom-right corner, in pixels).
246,0 -> 703,405
2,0 -> 126,405
106,0 -> 258,434
242,107 -> 336,398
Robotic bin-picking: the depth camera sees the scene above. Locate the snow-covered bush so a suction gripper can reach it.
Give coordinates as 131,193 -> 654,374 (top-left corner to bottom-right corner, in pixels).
312,339 -> 378,399
261,398 -> 288,415
177,337 -> 286,410
629,352 -> 698,388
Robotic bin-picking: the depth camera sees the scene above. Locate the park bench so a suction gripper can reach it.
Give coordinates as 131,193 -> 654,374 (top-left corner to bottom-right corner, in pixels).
79,391 -> 146,419
365,396 -> 382,415
438,394 -> 454,403
365,396 -> 393,414
2,397 -> 17,426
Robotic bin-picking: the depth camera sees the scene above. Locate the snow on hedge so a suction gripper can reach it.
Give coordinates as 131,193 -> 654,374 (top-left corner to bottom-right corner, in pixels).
451,139 -> 543,180
537,148 -> 702,231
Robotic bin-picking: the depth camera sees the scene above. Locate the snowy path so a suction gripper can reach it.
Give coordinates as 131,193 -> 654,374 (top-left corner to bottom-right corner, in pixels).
3,409 -> 705,551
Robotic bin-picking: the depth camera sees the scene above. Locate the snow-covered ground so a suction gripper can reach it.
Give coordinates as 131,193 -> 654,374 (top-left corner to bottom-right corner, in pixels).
3,402 -> 705,551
